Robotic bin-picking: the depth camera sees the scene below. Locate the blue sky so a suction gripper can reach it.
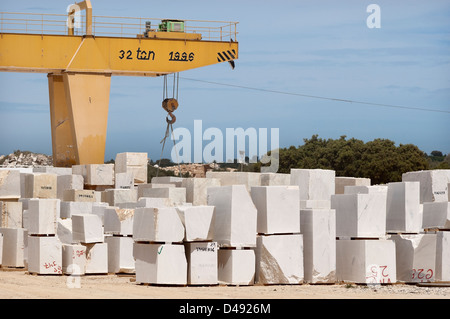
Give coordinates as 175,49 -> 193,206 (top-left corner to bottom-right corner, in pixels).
0,0 -> 449,163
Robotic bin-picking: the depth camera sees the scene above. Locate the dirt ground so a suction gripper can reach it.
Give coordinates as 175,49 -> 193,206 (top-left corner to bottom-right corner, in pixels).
1,269 -> 449,299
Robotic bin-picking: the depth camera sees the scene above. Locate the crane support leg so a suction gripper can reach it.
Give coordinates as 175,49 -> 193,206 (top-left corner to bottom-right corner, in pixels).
48,72 -> 111,167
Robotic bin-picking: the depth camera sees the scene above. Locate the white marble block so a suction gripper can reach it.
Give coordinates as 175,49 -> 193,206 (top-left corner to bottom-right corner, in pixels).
386,182 -> 421,233
335,177 -> 371,195
422,201 -> 450,230
27,235 -> 62,275
402,170 -> 450,203
57,218 -> 74,244
300,200 -> 331,210
33,167 -> 72,175
63,189 -> 96,202
290,169 -> 335,201
185,242 -> 218,285
60,201 -> 93,218
0,228 -> 26,267
1,201 -> 22,228
22,173 -> 57,199
255,234 -> 304,285
218,248 -> 255,285
336,239 -> 396,284
62,244 -> 86,275
181,178 -> 221,206
102,188 -> 138,206
207,185 -> 257,248
0,170 -> 21,199
205,171 -> 260,191
104,207 -> 134,236
251,186 -> 300,235
56,174 -> 84,200
133,207 -> 184,243
139,187 -> 186,206
27,199 -> 60,235
151,176 -> 184,187
105,236 -> 135,274
344,185 -> 387,195
115,172 -> 134,190
72,214 -> 104,244
391,233 -> 437,283
84,242 -> 108,274
86,164 -> 114,186
115,152 -> 148,185
176,205 -> 214,242
134,243 -> 187,285
301,209 -> 336,283
259,173 -> 291,186
331,192 -> 387,238
436,231 -> 450,282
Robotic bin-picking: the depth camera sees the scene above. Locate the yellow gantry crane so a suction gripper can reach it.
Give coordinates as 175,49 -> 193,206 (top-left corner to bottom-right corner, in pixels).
0,1 -> 238,167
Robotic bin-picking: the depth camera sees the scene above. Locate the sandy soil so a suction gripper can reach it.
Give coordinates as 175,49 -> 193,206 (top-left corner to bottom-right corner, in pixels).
1,269 -> 449,299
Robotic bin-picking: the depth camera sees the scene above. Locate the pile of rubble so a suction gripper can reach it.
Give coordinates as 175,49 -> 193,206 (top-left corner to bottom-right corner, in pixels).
0,151 -> 449,287
0,151 -> 53,168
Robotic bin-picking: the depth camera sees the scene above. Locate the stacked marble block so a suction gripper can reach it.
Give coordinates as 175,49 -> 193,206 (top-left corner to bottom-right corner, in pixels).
290,169 -> 337,284
332,184 -> 397,284
132,204 -> 187,285
390,169 -> 450,283
251,185 -> 304,285
0,170 -> 24,268
207,185 -> 257,285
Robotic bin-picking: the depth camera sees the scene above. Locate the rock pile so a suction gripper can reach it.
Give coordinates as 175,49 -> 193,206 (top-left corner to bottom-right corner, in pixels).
0,151 -> 53,168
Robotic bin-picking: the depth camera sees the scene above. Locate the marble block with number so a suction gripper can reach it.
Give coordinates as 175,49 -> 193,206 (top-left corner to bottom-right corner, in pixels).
402,169 -> 450,203
290,169 -> 335,201
0,228 -> 26,267
105,236 -> 135,274
255,234 -> 304,285
336,239 -> 396,284
331,192 -> 387,238
134,243 -> 187,285
133,207 -> 184,243
63,189 -> 96,202
115,152 -> 148,185
62,244 -> 86,275
218,248 -> 255,285
176,205 -> 214,242
251,186 -> 300,235
83,242 -> 108,274
56,174 -> 84,200
386,181 -> 421,233
27,235 -> 62,275
115,172 -> 134,190
301,209 -> 336,283
22,173 -> 57,199
185,242 -> 218,285
181,178 -> 221,206
27,199 -> 60,235
0,201 -> 22,228
72,214 -> 104,244
393,232 -> 449,282
422,201 -> 450,230
0,170 -> 21,200
207,185 -> 257,248
104,207 -> 134,236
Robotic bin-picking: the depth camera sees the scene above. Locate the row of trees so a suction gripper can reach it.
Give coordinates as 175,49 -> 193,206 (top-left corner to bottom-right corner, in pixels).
256,135 -> 448,185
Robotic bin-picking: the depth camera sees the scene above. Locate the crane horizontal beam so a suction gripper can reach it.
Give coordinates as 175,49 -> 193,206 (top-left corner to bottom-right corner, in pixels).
0,33 -> 238,76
